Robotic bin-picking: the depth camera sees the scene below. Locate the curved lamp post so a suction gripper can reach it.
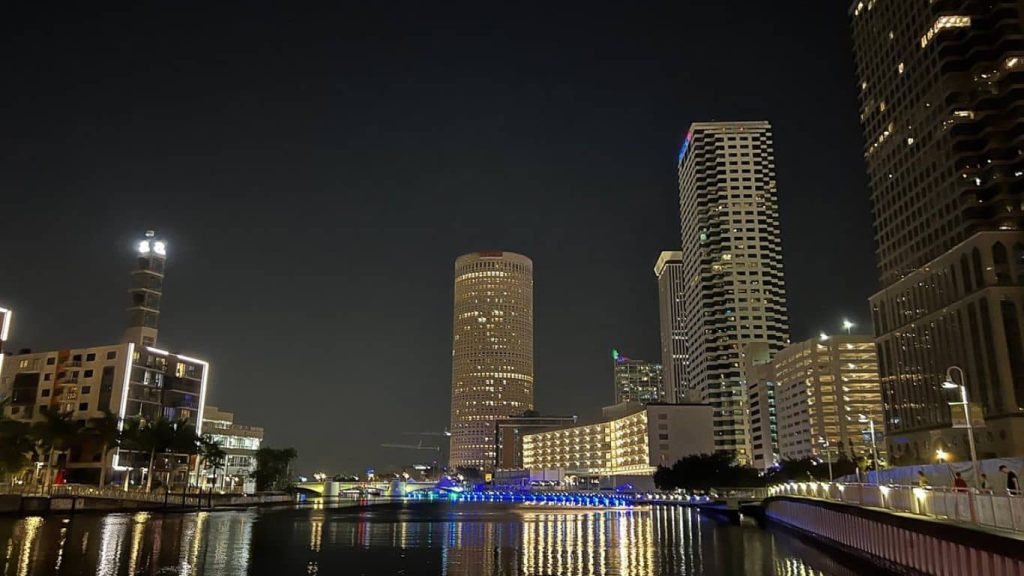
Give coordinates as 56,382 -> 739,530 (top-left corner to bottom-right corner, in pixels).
943,366 -> 980,488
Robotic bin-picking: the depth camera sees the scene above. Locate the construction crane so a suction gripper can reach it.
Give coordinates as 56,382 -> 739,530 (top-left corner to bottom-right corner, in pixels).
380,439 -> 440,451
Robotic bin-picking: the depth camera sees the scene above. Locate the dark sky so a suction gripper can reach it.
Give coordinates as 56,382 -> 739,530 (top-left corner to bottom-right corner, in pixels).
0,1 -> 876,474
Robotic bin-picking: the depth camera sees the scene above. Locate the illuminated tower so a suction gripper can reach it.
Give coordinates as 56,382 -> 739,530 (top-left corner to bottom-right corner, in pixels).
123,230 -> 166,347
677,121 -> 790,463
449,251 -> 534,471
655,251 -> 687,402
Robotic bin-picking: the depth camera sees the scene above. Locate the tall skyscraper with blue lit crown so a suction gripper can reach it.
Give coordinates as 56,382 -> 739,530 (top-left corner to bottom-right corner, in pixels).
677,121 -> 791,463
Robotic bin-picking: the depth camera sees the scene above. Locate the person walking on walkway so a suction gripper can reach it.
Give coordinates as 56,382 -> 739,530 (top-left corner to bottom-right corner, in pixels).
999,465 -> 1020,495
952,472 -> 969,492
916,470 -> 929,487
979,473 -> 990,492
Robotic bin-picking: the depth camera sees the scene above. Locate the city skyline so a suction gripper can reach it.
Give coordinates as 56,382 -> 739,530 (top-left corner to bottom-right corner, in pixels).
0,2 -> 876,473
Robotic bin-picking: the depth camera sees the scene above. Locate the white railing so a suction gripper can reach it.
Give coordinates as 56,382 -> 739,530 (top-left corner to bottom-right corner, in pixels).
770,481 -> 1024,532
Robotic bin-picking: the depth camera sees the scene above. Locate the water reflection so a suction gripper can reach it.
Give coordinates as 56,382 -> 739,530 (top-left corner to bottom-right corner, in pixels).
0,502 -> 865,575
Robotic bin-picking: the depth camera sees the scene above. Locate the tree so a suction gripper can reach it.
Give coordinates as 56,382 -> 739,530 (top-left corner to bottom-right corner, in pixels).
32,410 -> 83,491
253,447 -> 298,491
0,397 -> 33,485
198,438 -> 226,488
84,411 -> 122,488
653,452 -> 763,491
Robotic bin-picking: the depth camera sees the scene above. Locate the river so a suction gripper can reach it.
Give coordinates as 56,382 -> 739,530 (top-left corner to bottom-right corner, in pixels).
1,500 -> 868,575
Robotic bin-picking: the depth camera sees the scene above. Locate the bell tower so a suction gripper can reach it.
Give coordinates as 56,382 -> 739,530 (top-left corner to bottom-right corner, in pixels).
123,230 -> 166,347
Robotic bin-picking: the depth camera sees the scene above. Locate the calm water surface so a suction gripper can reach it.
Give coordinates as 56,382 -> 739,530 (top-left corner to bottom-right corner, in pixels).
1,501 -> 866,575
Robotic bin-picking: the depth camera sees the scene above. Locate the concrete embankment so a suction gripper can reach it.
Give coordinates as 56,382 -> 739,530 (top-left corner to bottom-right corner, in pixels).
0,493 -> 293,515
764,496 -> 1024,575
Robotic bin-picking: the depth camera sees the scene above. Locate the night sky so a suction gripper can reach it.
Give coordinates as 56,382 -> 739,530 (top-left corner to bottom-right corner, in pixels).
1,2 -> 876,474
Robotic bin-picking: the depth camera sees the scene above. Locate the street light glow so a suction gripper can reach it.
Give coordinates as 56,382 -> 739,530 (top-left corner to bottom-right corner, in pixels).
842,319 -> 854,331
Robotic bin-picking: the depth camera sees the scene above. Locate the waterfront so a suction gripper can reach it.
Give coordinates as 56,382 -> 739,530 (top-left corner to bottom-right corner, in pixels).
0,501 -> 867,576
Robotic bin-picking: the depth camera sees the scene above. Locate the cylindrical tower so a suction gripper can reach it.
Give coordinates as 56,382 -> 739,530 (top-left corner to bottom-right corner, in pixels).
449,251 -> 534,471
123,230 -> 166,347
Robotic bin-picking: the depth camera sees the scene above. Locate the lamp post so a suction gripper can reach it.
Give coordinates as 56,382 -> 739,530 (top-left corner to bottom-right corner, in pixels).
819,436 -> 833,482
943,365 -> 980,489
858,414 -> 880,479
842,319 -> 855,335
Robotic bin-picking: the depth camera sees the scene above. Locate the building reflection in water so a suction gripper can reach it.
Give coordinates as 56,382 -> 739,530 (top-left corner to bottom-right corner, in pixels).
0,503 -> 863,576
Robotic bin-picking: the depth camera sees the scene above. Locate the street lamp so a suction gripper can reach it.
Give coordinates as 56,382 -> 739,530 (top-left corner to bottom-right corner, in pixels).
943,365 -> 980,488
935,448 -> 947,463
858,414 -> 880,478
842,319 -> 855,334
818,436 -> 833,482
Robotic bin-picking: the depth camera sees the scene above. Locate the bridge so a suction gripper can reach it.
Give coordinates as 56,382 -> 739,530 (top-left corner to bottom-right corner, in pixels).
293,480 -> 438,497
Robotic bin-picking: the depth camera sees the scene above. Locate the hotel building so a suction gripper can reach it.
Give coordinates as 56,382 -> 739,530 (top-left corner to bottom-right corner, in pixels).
676,121 -> 791,462
521,403 -> 713,486
449,251 -> 534,470
850,0 -> 1024,462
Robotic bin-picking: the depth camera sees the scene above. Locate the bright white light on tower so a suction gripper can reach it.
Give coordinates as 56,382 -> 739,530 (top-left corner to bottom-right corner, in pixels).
138,240 -> 151,254
153,241 -> 166,255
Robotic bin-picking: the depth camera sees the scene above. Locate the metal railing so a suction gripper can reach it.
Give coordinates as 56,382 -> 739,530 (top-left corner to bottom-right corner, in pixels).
770,481 -> 1024,532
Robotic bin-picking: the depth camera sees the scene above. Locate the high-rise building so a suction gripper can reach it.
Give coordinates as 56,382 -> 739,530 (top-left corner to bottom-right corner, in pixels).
612,349 -> 664,405
850,1 -> 1024,462
742,342 -> 778,472
677,120 -> 791,462
124,230 -> 166,347
449,251 -> 534,470
655,251 -> 687,403
773,335 -> 884,464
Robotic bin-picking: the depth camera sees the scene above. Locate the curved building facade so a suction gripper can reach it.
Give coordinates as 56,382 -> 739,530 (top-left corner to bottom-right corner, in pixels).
449,251 -> 534,470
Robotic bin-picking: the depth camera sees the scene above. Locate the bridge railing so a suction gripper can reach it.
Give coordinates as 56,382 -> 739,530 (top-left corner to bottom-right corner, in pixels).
769,481 -> 1024,532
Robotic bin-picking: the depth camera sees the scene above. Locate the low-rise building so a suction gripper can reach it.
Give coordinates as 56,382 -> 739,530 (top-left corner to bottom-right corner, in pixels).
201,405 -> 263,493
494,412 -> 577,470
774,335 -> 885,464
0,343 -> 209,486
522,402 -> 713,489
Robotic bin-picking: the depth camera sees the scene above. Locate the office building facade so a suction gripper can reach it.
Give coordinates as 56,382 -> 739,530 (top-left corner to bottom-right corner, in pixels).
612,349 -> 664,405
677,121 -> 791,462
655,251 -> 688,403
851,1 -> 1024,462
773,335 -> 884,463
449,251 -> 534,470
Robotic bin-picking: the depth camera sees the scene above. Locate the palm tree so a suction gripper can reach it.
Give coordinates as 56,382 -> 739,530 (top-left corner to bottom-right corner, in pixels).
84,411 -> 122,488
138,417 -> 177,492
198,438 -> 226,489
32,410 -> 83,492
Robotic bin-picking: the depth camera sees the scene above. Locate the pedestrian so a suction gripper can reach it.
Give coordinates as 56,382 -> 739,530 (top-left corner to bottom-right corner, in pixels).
917,470 -> 929,487
952,472 -> 968,492
999,465 -> 1020,495
980,473 -> 990,491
